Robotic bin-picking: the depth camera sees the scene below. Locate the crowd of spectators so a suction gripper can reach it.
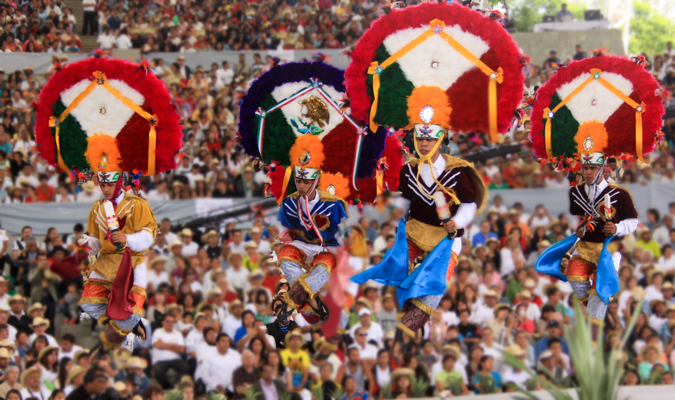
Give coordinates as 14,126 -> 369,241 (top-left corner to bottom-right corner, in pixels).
2,178 -> 675,399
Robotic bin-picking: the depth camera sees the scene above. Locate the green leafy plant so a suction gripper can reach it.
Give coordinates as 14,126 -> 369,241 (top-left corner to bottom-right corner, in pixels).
243,388 -> 261,400
477,374 -> 498,394
311,385 -> 324,400
443,374 -> 464,396
330,386 -> 344,400
503,298 -> 644,400
164,389 -> 184,400
205,393 -> 226,400
380,384 -> 392,400
279,391 -> 292,400
410,376 -> 429,398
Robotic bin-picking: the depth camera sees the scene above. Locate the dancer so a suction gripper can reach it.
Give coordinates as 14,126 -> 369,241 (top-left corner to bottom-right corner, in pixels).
346,2 -> 522,336
34,58 -> 182,350
530,55 -> 664,322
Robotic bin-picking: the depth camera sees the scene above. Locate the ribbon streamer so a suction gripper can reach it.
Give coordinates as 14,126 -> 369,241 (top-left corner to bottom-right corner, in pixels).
367,19 -> 504,141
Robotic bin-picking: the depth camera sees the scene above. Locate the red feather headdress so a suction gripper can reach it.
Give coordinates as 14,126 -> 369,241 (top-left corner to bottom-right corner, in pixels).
36,58 -> 183,177
530,55 -> 664,162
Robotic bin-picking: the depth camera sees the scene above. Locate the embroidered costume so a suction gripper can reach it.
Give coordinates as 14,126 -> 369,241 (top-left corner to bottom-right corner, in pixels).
531,55 -> 664,321
347,2 -> 521,336
238,61 -> 400,325
35,58 -> 182,349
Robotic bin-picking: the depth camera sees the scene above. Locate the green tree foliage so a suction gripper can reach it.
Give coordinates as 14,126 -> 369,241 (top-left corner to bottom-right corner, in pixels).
508,0 -> 587,32
629,0 -> 675,56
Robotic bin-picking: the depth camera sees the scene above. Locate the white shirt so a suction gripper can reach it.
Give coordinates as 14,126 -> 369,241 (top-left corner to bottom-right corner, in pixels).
649,314 -> 668,332
147,270 -> 169,291
349,322 -> 384,348
21,387 -> 51,400
217,67 -> 234,85
502,369 -> 530,389
115,34 -> 132,49
181,241 -> 199,256
349,343 -> 378,360
223,315 -> 242,338
472,304 -> 494,327
97,34 -> 116,49
146,190 -> 170,201
202,348 -> 241,392
28,332 -> 57,347
195,342 -> 215,382
151,328 -> 185,364
162,231 -> 178,244
59,344 -> 83,361
0,294 -> 9,310
185,328 -> 205,356
225,267 -> 250,292
229,241 -> 245,254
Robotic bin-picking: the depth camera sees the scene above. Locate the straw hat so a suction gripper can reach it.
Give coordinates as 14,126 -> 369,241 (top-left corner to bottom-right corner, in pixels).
227,252 -> 243,263
441,344 -> 461,360
284,330 -> 305,347
649,269 -> 666,281
192,312 -> 208,325
207,288 -> 223,298
20,366 -> 41,387
483,289 -> 498,298
8,294 -> 24,304
632,286 -> 645,299
517,290 -> 532,300
66,366 -> 87,386
493,302 -> 512,317
650,299 -> 666,314
662,282 -> 674,291
210,268 -> 225,281
73,349 -> 89,362
244,241 -> 258,250
165,304 -> 183,315
203,230 -> 219,240
0,339 -> 16,351
180,228 -> 193,237
168,240 -> 183,251
0,348 -> 12,358
227,299 -> 243,313
524,278 -> 536,289
506,344 -> 525,357
391,367 -> 415,380
122,357 -> 148,370
38,346 -> 58,361
355,298 -> 372,311
149,256 -> 168,268
641,344 -> 661,359
82,181 -> 96,193
539,350 -> 554,361
31,316 -> 50,329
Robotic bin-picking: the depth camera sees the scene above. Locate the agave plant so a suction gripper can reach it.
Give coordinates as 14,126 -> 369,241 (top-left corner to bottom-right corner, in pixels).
242,388 -> 261,400
205,392 -> 226,400
410,376 -> 430,398
380,383 -> 392,400
279,391 -> 293,400
503,298 -> 644,400
311,385 -> 324,400
330,386 -> 344,400
163,389 -> 184,400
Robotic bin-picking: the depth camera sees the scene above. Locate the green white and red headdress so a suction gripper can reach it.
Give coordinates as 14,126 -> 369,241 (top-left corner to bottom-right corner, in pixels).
35,58 -> 183,183
530,55 -> 664,164
238,61 -> 404,204
345,2 -> 523,141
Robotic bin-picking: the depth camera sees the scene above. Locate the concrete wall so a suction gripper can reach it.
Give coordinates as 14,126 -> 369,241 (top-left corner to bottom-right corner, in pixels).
511,29 -> 625,66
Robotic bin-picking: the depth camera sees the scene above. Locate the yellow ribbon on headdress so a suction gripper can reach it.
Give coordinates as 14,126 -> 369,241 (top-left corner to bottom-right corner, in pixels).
367,19 -> 504,141
49,71 -> 159,175
543,68 -> 646,162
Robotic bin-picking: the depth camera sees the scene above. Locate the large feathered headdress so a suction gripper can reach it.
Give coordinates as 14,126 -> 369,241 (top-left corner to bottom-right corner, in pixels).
530,55 -> 664,163
238,62 -> 404,203
35,58 -> 183,181
344,2 -> 523,141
